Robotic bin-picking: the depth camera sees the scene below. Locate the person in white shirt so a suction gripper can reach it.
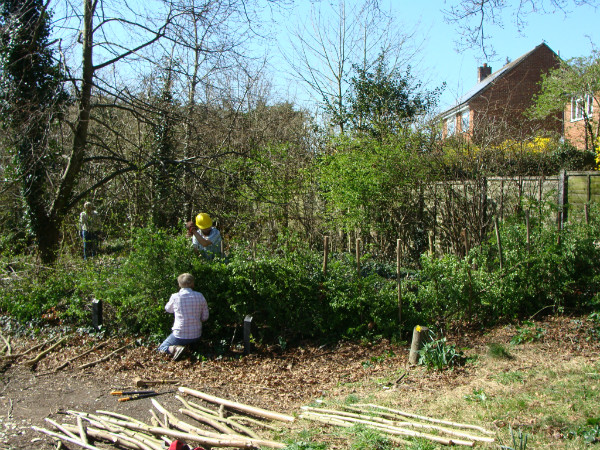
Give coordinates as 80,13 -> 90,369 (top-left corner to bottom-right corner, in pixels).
158,273 -> 209,360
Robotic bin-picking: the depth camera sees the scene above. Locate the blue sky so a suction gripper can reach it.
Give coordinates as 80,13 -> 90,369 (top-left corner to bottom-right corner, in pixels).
272,1 -> 599,113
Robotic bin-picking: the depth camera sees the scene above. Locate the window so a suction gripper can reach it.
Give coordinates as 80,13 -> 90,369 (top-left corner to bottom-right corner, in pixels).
446,117 -> 456,136
571,95 -> 593,121
460,109 -> 470,133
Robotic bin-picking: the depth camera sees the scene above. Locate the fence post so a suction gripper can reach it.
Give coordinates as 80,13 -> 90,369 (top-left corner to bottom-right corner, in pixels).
494,217 -> 503,270
396,239 -> 402,324
558,169 -> 567,228
243,315 -> 253,356
409,326 -> 428,365
322,236 -> 329,275
500,179 -> 504,220
585,203 -> 590,224
525,210 -> 531,255
557,211 -> 562,245
92,298 -> 102,331
355,238 -> 361,277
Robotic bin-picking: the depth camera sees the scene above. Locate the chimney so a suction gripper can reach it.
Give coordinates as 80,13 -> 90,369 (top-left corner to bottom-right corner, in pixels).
478,63 -> 492,82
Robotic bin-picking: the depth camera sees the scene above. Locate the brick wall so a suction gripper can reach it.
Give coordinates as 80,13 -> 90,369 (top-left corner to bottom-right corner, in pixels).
470,44 -> 562,141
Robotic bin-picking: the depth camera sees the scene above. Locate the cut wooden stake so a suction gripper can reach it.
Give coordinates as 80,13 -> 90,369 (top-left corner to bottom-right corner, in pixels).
175,395 -> 218,416
23,336 -> 69,367
76,416 -> 89,444
301,411 -> 474,447
175,396 -> 264,438
64,423 -> 157,450
70,412 -> 165,450
179,387 -> 295,423
39,342 -> 108,375
409,326 -> 428,365
45,418 -> 80,441
32,426 -> 102,450
77,343 -> 130,370
354,403 -> 494,435
1,337 -> 54,360
152,400 -> 284,449
94,410 -> 148,427
229,415 -> 280,432
340,406 -> 494,443
64,423 -> 150,450
179,408 -> 237,435
298,413 -> 414,445
226,418 -> 261,439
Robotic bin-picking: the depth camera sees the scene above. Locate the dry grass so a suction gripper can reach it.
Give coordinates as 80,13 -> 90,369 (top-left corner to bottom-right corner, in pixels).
286,315 -> 600,449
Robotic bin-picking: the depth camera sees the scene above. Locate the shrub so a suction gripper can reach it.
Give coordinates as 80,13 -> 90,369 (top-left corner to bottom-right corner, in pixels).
404,205 -> 600,327
418,329 -> 465,371
0,227 -> 407,345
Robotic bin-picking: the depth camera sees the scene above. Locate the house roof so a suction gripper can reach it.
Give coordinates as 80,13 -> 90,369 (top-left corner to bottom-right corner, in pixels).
439,43 -> 556,119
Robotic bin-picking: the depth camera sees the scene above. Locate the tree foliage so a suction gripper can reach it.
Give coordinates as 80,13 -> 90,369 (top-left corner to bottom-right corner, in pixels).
284,0 -> 422,133
0,0 -> 69,262
346,54 -> 444,140
318,133 -> 433,260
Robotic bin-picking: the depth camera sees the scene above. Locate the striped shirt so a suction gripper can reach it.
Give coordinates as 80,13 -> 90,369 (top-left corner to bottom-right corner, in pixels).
165,288 -> 209,339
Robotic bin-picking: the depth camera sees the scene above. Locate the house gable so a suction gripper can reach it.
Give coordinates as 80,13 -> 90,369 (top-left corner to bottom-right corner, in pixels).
440,43 -> 562,141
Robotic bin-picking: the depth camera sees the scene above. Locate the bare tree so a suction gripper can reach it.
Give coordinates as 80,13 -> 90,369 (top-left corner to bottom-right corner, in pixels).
283,0 -> 422,133
443,0 -> 599,58
1,0 -> 289,263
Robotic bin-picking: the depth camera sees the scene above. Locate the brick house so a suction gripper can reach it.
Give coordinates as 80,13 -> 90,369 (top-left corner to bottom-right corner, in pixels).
564,94 -> 599,151
440,43 -> 562,142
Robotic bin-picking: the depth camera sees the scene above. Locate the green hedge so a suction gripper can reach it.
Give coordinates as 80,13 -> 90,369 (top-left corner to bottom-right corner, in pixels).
0,228 -> 402,343
404,208 -> 600,327
2,210 -> 599,344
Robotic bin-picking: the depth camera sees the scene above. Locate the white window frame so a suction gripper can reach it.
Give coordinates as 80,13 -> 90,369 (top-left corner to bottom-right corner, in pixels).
571,95 -> 593,122
445,116 -> 456,136
460,108 -> 470,133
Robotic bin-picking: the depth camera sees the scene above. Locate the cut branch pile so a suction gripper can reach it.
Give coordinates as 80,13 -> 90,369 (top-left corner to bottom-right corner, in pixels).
0,335 -> 128,374
33,386 -> 292,449
300,402 -> 495,447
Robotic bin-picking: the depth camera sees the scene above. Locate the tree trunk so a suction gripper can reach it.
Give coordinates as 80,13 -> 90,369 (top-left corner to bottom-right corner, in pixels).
40,0 -> 96,264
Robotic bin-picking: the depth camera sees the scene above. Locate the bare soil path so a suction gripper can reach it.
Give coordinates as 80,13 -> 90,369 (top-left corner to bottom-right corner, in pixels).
0,315 -> 597,449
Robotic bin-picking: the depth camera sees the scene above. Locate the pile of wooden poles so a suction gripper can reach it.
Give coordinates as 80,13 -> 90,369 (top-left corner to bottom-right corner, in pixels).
300,402 -> 495,447
33,387 -> 294,449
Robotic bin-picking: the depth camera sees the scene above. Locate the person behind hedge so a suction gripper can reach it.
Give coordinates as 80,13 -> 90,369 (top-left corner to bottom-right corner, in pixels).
79,201 -> 99,259
185,212 -> 222,258
158,273 -> 209,360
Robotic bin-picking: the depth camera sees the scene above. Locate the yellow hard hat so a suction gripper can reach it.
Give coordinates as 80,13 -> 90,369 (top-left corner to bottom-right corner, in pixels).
195,213 -> 212,230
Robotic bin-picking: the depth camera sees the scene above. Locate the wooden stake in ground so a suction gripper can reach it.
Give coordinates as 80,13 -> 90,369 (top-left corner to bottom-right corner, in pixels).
494,217 -> 503,269
179,387 -> 295,423
322,235 -> 329,275
409,325 -> 428,365
396,238 -> 402,324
